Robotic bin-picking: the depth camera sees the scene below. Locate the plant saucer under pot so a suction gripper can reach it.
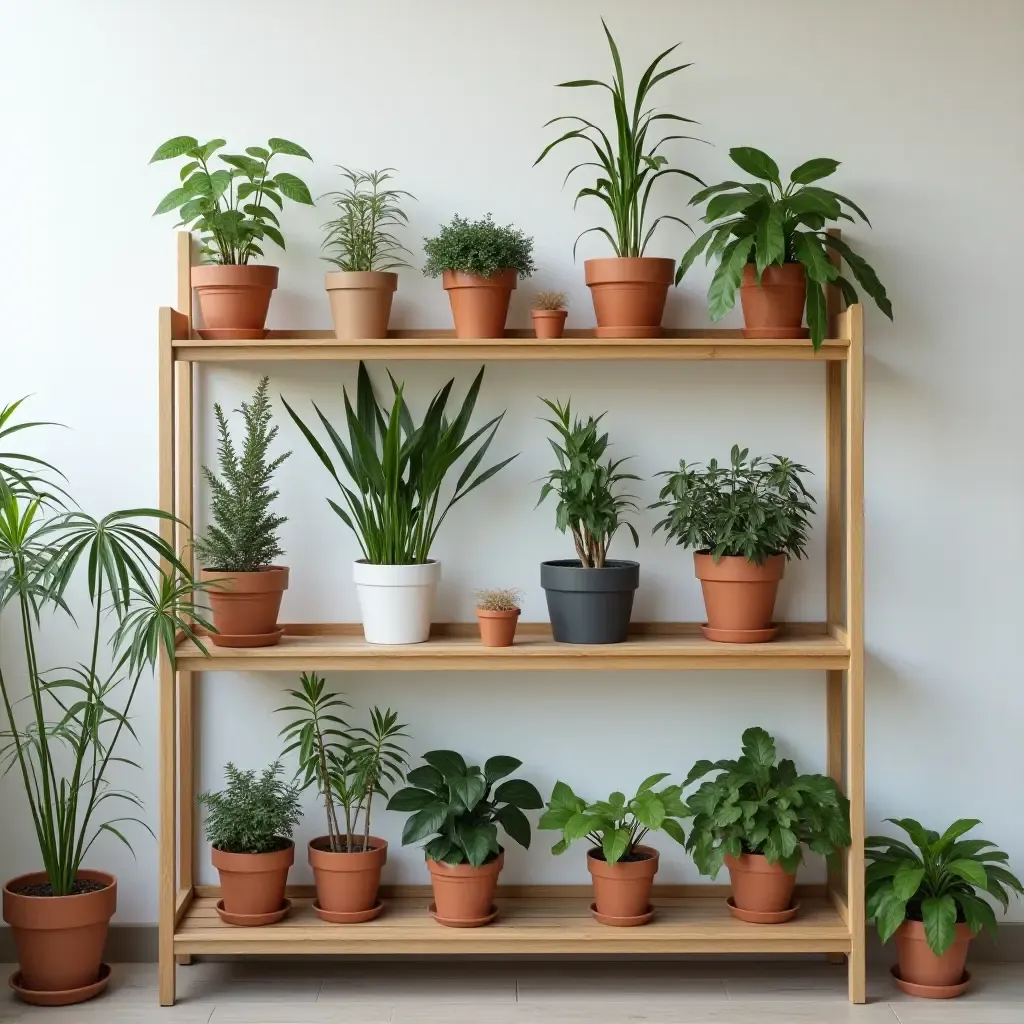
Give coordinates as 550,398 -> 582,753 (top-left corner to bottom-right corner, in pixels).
540,559 -> 639,644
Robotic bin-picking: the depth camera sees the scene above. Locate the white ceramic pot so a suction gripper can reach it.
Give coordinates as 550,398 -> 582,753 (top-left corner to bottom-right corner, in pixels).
352,560 -> 441,645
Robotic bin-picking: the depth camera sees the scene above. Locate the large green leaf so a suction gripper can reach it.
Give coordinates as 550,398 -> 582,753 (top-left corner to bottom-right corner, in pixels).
602,827 -> 630,865
822,235 -> 893,319
494,778 -> 543,809
729,147 -> 781,186
450,771 -> 486,813
805,280 -> 826,349
422,749 -> 467,778
268,138 -> 312,159
922,895 -> 958,956
150,136 -> 199,162
789,158 -> 840,185
872,887 -> 908,944
947,858 -> 988,888
483,755 -> 522,784
792,232 -> 838,284
272,172 -> 314,205
401,801 -> 449,845
707,237 -> 752,321
892,861 -> 925,901
495,803 -> 531,849
386,787 -> 436,812
755,204 -> 784,278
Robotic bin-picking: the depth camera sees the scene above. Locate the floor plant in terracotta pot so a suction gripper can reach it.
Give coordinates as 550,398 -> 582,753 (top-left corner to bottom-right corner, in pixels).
531,291 -> 568,339
387,750 -> 542,927
474,587 -> 523,647
867,818 -> 1021,998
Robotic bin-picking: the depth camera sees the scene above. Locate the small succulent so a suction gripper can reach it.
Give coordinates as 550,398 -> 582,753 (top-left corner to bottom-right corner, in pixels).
475,587 -> 523,612
533,291 -> 568,311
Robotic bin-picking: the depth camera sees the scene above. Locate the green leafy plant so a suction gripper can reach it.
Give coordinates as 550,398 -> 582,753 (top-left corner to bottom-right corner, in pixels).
0,397 -> 63,504
534,19 -> 703,258
387,750 -> 542,867
475,587 -> 522,612
283,362 -> 517,565
677,147 -> 893,348
321,167 -> 415,272
866,819 -> 1022,956
539,775 -> 689,865
150,136 -> 314,265
651,445 -> 814,565
537,398 -> 639,568
422,214 -> 536,280
194,377 -> 290,573
684,727 -> 850,878
533,291 -> 568,311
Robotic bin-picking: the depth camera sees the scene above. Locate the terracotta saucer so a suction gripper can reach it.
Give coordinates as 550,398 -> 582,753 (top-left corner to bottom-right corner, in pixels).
313,899 -> 383,924
890,965 -> 971,999
727,897 -> 800,924
216,898 -> 291,927
589,902 -> 655,927
9,962 -> 111,1006
428,902 -> 498,928
197,328 -> 269,340
741,327 -> 811,340
210,628 -> 285,649
702,624 -> 779,644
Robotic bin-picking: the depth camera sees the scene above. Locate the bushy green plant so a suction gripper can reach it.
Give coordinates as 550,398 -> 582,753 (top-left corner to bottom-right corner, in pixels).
422,214 -> 536,279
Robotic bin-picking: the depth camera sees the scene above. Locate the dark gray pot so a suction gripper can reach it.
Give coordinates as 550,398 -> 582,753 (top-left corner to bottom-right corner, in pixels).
540,559 -> 640,645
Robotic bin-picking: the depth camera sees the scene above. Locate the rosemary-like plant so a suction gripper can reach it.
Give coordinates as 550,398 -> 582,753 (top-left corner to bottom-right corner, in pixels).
422,215 -> 536,279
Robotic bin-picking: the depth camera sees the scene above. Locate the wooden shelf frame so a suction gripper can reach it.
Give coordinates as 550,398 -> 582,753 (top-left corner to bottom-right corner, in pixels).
157,232 -> 865,1004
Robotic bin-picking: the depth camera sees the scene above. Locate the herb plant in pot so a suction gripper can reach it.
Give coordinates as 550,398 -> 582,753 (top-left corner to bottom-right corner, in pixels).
531,291 -> 568,339
538,398 -> 640,644
422,214 -> 536,338
388,751 -> 542,927
474,587 -> 523,647
685,727 -> 850,923
652,445 -> 814,643
150,136 -> 314,337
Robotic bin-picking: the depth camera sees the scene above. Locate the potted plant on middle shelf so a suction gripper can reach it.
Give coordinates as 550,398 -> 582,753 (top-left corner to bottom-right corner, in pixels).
651,445 -> 815,643
684,727 -> 850,924
474,587 -> 523,647
530,291 -> 568,339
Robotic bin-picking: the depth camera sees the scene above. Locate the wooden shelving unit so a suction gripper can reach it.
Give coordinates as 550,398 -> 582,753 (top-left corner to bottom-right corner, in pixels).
158,233 -> 865,1005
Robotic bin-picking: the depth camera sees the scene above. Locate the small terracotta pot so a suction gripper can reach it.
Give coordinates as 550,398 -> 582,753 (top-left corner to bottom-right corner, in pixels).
476,607 -> 520,647
325,271 -> 398,340
694,553 -> 785,642
308,836 -> 387,915
212,842 -> 293,920
3,870 -> 116,998
201,566 -> 289,647
192,264 -> 279,338
739,263 -> 809,339
895,920 -> 972,993
587,846 -> 659,922
584,257 -> 674,338
725,853 -> 795,914
427,851 -> 503,925
442,270 -> 516,339
532,309 -> 567,339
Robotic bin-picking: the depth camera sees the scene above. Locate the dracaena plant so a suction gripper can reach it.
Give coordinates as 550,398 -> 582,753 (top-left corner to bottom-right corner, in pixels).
422,214 -> 536,280
866,819 -> 1022,957
678,147 -> 893,349
150,136 -> 314,265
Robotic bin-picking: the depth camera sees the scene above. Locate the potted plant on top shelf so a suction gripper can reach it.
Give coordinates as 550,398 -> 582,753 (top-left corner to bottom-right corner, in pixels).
677,148 -> 893,349
474,587 -> 523,647
534,20 -> 704,338
530,291 -> 568,339
321,167 -> 415,341
150,136 -> 314,337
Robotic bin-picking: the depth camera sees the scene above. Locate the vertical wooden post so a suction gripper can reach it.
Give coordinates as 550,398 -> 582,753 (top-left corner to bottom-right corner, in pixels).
177,232 -> 193,334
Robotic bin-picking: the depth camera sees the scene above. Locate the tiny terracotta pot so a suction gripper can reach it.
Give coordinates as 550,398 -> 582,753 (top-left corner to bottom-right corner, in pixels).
895,920 -> 972,993
476,607 -> 520,647
212,842 -> 293,920
739,263 -> 809,339
192,264 -> 279,338
442,270 -> 516,339
325,271 -> 398,340
200,566 -> 289,647
725,853 -> 795,914
531,309 -> 567,339
694,553 -> 785,643
308,836 -> 387,915
427,851 -> 503,926
584,257 -> 674,338
587,846 -> 659,922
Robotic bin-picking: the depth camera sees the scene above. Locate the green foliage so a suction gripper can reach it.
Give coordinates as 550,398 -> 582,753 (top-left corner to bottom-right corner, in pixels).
684,727 -> 850,879
150,136 -> 314,265
539,775 -> 689,865
0,398 -> 63,504
475,587 -> 523,612
536,398 -> 639,568
534,18 -> 703,258
194,377 -> 290,573
422,214 -> 536,280
866,819 -> 1022,956
387,750 -> 542,868
651,445 -> 814,565
678,147 -> 893,349
283,362 -> 517,564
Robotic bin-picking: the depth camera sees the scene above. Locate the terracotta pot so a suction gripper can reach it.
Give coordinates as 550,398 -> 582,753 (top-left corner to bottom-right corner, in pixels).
739,263 -> 809,339
308,836 -> 387,915
725,853 -> 795,913
587,846 -> 659,921
212,842 -> 293,919
3,869 -> 116,997
895,920 -> 972,992
325,271 -> 398,341
532,309 -> 567,339
200,566 -> 289,647
693,553 -> 785,642
584,257 -> 674,338
476,607 -> 520,647
427,851 -> 503,925
192,264 -> 279,338
442,270 -> 516,339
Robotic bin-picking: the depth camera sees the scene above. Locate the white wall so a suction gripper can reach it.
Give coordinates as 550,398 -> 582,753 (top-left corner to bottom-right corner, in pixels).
1,0 -> 1022,924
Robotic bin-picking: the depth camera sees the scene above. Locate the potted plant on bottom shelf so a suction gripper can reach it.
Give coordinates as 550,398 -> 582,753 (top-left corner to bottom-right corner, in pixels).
684,727 -> 850,923
530,291 -> 568,339
387,751 -> 542,927
652,445 -> 815,643
867,818 -> 1021,998
539,776 -> 689,926
474,587 -> 523,647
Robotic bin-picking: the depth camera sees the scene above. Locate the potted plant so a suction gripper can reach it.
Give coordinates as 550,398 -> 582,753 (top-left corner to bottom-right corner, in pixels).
422,214 -> 536,338
531,291 -> 568,339
537,398 -> 640,644
539,776 -> 688,926
651,445 -> 814,643
677,148 -> 893,348
474,587 -> 523,647
197,762 -> 302,926
867,818 -> 1021,998
196,376 -> 291,647
684,727 -> 850,923
387,750 -> 542,927
278,672 -> 409,922
534,20 -> 703,337
150,136 -> 314,337
284,363 -> 517,644
321,167 -> 415,340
